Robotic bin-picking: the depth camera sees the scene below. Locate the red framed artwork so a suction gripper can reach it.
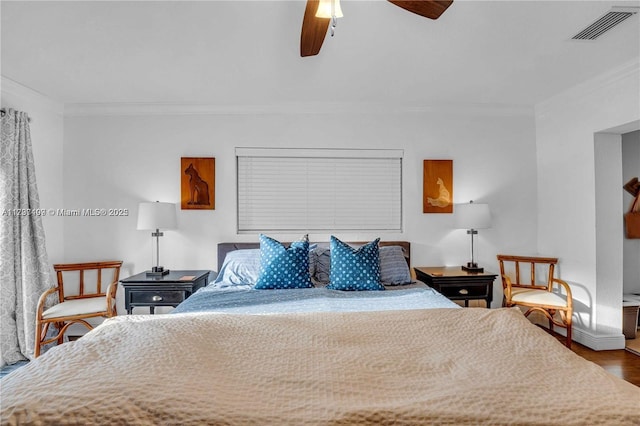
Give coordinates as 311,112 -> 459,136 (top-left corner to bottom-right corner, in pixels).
423,159 -> 453,213
181,157 -> 215,210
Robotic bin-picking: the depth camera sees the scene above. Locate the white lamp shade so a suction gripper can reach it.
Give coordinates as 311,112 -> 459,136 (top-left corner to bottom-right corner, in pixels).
316,0 -> 343,18
455,202 -> 491,230
137,202 -> 177,230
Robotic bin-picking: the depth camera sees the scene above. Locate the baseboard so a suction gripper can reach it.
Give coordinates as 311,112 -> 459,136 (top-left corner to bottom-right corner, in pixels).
527,312 -> 626,351
558,325 -> 626,351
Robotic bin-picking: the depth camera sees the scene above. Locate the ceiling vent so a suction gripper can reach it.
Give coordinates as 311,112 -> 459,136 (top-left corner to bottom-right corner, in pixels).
572,6 -> 639,40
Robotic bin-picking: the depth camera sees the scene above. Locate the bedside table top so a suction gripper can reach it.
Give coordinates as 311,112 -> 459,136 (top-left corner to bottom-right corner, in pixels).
121,270 -> 210,284
414,266 -> 497,278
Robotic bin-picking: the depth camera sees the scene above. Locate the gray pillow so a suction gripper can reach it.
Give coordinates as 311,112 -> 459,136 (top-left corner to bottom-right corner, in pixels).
379,245 -> 412,285
310,247 -> 331,285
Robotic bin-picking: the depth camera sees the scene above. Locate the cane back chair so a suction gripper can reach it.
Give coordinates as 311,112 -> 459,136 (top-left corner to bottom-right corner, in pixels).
35,261 -> 123,357
497,255 -> 573,348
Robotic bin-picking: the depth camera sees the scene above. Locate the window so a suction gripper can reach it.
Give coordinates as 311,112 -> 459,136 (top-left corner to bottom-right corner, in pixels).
236,148 -> 403,233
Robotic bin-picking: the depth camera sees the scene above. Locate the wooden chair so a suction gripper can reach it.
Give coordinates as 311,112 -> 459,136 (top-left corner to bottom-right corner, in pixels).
35,261 -> 123,357
497,255 -> 573,348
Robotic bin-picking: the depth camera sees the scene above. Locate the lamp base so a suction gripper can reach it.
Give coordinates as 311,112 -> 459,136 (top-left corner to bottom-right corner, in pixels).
462,262 -> 484,273
146,266 -> 170,277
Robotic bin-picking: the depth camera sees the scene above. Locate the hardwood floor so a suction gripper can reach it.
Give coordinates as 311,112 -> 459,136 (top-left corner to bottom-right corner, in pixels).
537,325 -> 640,387
571,342 -> 640,387
525,319 -> 640,387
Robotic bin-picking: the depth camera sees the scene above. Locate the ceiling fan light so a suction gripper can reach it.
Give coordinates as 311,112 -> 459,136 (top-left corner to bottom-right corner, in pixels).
316,0 -> 343,18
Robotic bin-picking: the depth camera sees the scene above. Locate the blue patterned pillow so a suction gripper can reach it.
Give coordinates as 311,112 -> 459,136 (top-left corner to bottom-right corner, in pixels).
327,236 -> 384,291
255,234 -> 313,289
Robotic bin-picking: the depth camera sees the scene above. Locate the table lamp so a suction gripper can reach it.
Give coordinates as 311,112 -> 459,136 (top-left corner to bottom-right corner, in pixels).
455,200 -> 491,273
137,201 -> 177,277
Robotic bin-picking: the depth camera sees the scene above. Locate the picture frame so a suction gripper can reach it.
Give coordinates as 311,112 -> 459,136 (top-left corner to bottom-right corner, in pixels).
181,157 -> 215,210
423,159 -> 453,213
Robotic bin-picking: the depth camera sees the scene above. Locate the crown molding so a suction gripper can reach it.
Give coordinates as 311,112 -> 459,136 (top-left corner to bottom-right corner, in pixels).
63,101 -> 533,118
535,58 -> 640,117
1,76 -> 533,118
1,76 -> 64,115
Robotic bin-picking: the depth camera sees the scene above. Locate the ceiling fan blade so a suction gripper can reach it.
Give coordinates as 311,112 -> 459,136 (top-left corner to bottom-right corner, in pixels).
300,0 -> 331,57
387,0 -> 453,20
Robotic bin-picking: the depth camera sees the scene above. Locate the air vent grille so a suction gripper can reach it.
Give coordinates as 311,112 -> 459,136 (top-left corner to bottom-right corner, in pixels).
572,7 -> 638,40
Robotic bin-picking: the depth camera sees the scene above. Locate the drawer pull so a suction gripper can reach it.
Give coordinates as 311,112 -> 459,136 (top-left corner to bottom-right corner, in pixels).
458,289 -> 469,295
151,295 -> 163,302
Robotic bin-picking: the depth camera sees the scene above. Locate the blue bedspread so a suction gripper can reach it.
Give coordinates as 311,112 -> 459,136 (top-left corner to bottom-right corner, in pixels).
173,286 -> 459,315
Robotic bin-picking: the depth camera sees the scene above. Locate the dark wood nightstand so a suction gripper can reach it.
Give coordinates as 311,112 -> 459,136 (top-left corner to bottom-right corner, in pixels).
120,270 -> 210,314
414,266 -> 497,308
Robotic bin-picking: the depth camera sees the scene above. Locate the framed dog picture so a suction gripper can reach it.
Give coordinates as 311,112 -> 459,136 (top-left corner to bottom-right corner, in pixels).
181,157 -> 215,210
423,159 -> 453,213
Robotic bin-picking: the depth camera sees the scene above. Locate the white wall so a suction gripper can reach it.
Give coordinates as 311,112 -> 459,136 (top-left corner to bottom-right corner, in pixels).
622,130 -> 640,294
62,105 -> 538,313
535,59 -> 640,349
1,77 -> 65,264
594,132 -> 624,341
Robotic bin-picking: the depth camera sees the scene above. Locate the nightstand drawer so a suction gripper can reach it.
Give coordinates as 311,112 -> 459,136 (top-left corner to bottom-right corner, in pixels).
414,267 -> 497,308
120,270 -> 210,314
129,290 -> 185,305
438,284 -> 489,299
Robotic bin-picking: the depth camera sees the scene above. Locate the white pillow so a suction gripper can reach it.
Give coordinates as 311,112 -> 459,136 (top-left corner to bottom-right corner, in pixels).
213,249 -> 262,287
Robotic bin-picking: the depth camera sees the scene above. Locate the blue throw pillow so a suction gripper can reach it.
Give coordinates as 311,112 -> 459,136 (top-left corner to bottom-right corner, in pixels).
327,236 -> 384,291
255,234 -> 313,289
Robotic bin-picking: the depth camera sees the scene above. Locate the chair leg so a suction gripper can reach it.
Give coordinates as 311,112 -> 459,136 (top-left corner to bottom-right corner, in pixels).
34,321 -> 44,357
548,309 -> 556,334
55,321 -> 65,344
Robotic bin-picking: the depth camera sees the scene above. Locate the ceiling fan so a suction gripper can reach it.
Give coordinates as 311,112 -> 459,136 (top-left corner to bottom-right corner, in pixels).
300,0 -> 453,57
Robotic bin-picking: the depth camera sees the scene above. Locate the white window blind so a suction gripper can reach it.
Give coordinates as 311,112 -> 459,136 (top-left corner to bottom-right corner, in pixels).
236,148 -> 403,233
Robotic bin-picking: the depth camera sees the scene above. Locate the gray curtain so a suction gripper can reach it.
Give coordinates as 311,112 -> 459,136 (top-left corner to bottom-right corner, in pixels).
0,109 -> 54,365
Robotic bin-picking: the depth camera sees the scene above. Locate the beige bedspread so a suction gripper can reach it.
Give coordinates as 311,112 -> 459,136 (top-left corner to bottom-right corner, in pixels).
2,308 -> 639,425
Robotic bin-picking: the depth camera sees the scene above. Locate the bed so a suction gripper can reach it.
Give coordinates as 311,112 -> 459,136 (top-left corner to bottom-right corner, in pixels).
2,239 -> 639,425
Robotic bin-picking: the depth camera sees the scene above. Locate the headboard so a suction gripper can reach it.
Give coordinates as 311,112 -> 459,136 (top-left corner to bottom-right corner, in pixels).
217,241 -> 411,272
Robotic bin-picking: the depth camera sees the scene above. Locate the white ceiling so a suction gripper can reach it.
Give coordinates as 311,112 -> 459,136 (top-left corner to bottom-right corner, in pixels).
1,0 -> 639,108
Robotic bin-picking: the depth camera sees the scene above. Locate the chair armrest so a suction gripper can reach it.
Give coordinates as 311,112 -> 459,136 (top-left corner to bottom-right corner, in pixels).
502,274 -> 513,301
551,278 -> 573,310
36,287 -> 60,316
105,279 -> 119,316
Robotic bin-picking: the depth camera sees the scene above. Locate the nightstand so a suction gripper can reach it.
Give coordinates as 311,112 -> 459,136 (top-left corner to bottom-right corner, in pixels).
414,266 -> 497,308
120,270 -> 210,314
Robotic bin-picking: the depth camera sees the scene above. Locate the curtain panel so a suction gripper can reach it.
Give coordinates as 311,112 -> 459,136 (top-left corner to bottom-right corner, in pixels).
0,109 -> 54,365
